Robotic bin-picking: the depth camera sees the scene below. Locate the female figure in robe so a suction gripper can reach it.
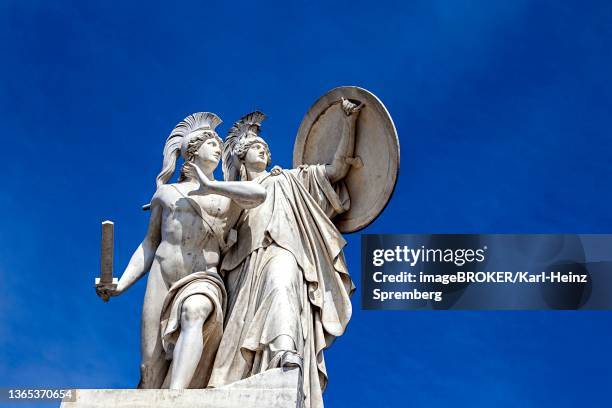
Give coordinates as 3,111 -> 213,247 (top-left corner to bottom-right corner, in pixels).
209,100 -> 362,408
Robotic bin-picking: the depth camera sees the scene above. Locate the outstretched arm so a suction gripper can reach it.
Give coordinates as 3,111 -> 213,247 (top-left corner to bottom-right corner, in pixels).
325,98 -> 363,183
186,162 -> 267,209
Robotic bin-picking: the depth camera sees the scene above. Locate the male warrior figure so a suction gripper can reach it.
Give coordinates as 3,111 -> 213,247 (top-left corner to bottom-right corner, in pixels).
95,112 -> 266,389
208,100 -> 361,408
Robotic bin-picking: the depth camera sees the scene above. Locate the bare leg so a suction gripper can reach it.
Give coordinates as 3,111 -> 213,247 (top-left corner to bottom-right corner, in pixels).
138,265 -> 169,389
169,294 -> 213,389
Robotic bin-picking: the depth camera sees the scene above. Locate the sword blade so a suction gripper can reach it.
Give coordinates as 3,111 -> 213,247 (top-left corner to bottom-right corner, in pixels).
100,221 -> 114,284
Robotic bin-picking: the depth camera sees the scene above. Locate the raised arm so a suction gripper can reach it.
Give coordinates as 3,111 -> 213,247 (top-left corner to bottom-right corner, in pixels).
325,98 -> 363,183
186,162 -> 266,209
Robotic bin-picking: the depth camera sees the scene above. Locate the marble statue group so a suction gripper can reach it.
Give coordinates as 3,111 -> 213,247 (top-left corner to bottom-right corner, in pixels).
95,87 -> 399,408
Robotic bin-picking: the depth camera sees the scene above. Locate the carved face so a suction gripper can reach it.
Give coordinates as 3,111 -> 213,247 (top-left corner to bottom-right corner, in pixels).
243,138 -> 269,171
195,136 -> 222,168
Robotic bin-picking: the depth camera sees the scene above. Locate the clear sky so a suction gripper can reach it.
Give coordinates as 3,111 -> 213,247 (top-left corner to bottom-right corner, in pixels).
1,1 -> 612,407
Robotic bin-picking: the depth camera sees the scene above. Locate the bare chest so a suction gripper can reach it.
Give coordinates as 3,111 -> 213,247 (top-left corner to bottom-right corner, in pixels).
170,193 -> 230,222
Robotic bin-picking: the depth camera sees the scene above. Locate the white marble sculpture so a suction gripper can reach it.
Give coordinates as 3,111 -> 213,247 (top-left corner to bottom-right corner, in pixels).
206,100 -> 361,408
94,87 -> 399,408
95,112 -> 266,389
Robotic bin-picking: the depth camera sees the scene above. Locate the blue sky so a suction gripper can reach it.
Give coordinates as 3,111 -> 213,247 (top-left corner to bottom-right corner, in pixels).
1,1 -> 612,407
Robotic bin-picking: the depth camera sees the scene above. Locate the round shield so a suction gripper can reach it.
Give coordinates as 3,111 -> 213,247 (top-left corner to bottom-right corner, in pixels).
293,86 -> 400,233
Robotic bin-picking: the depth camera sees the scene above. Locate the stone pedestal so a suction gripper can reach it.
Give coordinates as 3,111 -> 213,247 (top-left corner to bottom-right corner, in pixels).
61,367 -> 301,408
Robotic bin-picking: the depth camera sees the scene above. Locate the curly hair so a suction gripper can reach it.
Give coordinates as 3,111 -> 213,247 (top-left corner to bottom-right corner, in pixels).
234,135 -> 271,167
156,112 -> 223,188
178,130 -> 223,181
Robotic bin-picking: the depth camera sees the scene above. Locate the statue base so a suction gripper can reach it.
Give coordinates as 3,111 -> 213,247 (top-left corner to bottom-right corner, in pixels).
61,367 -> 301,408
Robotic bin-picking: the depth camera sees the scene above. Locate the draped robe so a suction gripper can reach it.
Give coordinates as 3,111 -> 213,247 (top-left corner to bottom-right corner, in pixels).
208,165 -> 355,408
158,271 -> 226,388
